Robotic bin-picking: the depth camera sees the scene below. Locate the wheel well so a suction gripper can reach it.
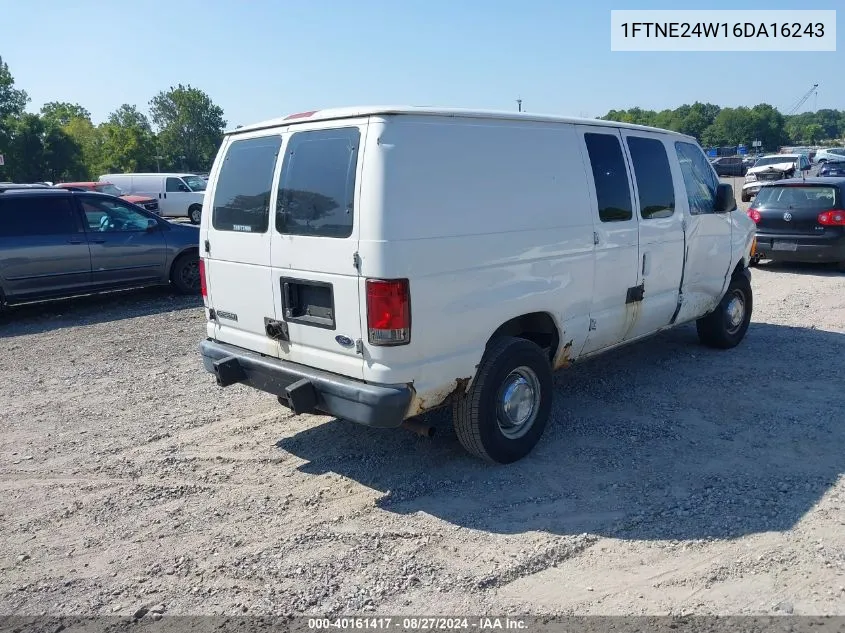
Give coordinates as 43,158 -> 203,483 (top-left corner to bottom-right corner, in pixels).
170,247 -> 199,275
488,312 -> 560,363
732,258 -> 751,282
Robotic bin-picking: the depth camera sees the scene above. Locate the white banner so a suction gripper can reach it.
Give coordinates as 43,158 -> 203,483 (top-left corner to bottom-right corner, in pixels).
611,10 -> 836,51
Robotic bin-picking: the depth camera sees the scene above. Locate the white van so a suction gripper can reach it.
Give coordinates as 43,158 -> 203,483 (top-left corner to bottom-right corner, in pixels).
198,106 -> 756,463
98,173 -> 206,224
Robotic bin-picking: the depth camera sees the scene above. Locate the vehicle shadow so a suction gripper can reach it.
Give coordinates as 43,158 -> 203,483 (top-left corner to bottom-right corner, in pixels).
0,286 -> 202,338
276,322 -> 845,541
754,260 -> 843,277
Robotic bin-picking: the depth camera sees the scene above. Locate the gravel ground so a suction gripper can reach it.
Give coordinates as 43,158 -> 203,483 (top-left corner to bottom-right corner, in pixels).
1,258 -> 844,618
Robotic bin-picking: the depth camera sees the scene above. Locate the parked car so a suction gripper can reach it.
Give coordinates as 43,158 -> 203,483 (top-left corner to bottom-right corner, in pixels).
742,156 -> 759,170
55,181 -> 160,215
710,156 -> 747,177
741,154 -> 812,202
0,182 -> 52,190
0,188 -> 202,309
98,173 -> 206,224
747,178 -> 845,270
813,148 -> 845,164
197,106 -> 755,464
819,162 -> 845,178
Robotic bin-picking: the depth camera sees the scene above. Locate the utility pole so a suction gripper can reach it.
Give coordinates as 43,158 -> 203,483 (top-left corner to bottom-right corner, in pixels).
516,99 -> 522,112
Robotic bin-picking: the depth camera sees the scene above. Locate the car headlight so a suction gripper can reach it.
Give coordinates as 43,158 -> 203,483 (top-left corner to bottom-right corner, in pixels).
745,174 -> 756,183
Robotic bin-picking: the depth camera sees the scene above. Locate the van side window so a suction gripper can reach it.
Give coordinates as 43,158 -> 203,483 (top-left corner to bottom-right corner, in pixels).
626,136 -> 675,219
276,127 -> 360,238
211,135 -> 283,234
166,177 -> 185,193
0,196 -> 78,236
674,141 -> 718,215
583,132 -> 633,222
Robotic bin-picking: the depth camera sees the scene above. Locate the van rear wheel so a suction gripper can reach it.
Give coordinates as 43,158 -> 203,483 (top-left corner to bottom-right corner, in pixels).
452,336 -> 552,464
189,205 -> 202,225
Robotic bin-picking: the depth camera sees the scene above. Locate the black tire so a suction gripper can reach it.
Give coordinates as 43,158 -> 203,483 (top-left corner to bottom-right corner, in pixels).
696,272 -> 753,349
741,192 -> 750,203
170,252 -> 201,295
749,255 -> 761,267
452,336 -> 553,464
188,205 -> 202,225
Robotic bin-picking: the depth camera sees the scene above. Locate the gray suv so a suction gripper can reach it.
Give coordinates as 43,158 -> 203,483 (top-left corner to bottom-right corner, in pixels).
0,186 -> 202,309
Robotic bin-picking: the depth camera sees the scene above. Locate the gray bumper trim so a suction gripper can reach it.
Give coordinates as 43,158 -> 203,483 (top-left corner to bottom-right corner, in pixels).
200,339 -> 412,428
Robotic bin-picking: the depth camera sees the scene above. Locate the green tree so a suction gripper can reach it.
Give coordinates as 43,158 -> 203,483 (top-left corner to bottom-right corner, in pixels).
678,102 -> 721,140
701,107 -> 754,147
749,104 -> 787,150
804,124 -> 824,144
0,55 -> 28,120
4,114 -> 46,182
149,84 -> 225,172
99,104 -> 157,173
43,124 -> 84,181
40,101 -> 91,127
63,116 -> 103,178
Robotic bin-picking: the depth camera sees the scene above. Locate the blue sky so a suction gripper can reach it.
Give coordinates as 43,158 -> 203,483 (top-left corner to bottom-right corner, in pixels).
2,0 -> 841,128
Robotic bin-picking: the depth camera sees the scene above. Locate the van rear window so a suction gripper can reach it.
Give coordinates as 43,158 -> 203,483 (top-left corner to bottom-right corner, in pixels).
276,127 -> 360,238
211,135 -> 282,234
754,185 -> 838,210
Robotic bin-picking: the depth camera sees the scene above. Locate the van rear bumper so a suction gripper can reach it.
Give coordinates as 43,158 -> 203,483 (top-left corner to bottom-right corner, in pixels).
200,339 -> 412,428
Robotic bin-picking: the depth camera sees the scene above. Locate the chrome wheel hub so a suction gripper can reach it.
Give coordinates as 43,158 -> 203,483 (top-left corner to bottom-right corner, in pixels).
725,292 -> 745,333
496,366 -> 541,439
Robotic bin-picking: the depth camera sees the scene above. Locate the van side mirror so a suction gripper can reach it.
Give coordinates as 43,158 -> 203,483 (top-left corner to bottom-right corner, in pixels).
179,184 -> 190,192
146,219 -> 159,231
714,183 -> 737,213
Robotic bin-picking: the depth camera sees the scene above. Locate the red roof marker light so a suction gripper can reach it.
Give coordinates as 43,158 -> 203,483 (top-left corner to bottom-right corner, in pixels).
284,110 -> 318,120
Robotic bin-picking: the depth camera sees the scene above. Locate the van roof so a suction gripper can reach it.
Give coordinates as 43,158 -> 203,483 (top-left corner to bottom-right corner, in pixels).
228,105 -> 697,139
100,173 -> 197,177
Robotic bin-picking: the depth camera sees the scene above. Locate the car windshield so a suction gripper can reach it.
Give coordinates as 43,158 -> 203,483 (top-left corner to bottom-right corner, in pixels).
754,186 -> 837,210
754,157 -> 797,167
94,183 -> 124,196
181,175 -> 207,192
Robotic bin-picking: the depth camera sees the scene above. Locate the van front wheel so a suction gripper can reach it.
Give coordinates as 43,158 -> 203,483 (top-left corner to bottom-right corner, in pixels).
452,336 -> 552,464
189,205 -> 202,225
696,272 -> 753,349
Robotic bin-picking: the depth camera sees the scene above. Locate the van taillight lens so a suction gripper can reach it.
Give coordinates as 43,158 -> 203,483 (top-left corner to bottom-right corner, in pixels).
747,208 -> 761,224
366,279 -> 410,346
818,210 -> 845,226
199,258 -> 207,298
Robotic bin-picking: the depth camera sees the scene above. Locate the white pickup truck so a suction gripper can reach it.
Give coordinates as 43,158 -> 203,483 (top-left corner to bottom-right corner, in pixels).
198,106 -> 756,464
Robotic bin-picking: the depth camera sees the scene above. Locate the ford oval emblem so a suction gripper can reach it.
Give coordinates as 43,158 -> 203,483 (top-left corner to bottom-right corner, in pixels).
783,212 -> 792,222
335,335 -> 354,347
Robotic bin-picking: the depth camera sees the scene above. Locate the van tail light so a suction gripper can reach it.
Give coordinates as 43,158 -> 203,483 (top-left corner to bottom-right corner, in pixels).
366,279 -> 410,346
747,208 -> 761,224
817,210 -> 845,226
199,258 -> 208,299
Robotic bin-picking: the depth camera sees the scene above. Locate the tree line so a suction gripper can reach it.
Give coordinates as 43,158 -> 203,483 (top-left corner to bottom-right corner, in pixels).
3,53 -> 845,184
601,102 -> 845,151
0,56 -> 226,183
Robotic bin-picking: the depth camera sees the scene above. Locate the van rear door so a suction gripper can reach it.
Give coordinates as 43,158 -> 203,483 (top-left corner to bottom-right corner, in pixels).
270,122 -> 367,379
202,132 -> 284,358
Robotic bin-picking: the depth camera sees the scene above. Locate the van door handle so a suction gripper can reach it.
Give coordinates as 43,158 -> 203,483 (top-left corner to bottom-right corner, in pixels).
642,252 -> 651,276
90,238 -> 106,244
67,239 -> 83,244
